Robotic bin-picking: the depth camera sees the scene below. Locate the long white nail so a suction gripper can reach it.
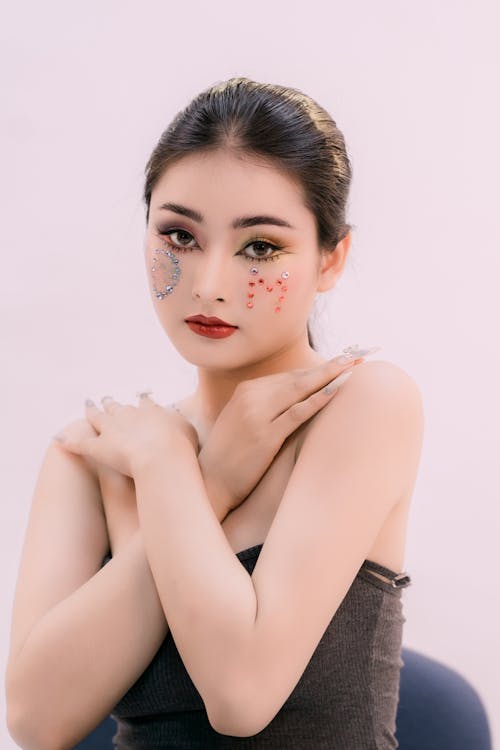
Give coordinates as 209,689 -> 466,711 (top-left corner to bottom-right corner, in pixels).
337,345 -> 381,363
323,368 -> 354,394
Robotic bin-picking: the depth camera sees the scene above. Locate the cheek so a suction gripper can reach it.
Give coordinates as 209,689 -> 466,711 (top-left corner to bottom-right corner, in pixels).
149,246 -> 182,300
244,266 -> 291,314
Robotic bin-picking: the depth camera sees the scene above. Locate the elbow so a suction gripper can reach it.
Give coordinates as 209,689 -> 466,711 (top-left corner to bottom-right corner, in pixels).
211,711 -> 266,739
208,684 -> 266,738
6,695 -> 68,750
7,712 -> 54,750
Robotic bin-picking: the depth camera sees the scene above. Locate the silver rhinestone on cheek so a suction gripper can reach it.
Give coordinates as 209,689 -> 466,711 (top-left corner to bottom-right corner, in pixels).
151,247 -> 182,300
281,271 -> 289,279
250,267 -> 259,275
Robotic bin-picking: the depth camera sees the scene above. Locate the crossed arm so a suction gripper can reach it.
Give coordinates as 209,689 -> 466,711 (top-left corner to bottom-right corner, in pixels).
5,434 -> 232,750
6,360 -> 424,748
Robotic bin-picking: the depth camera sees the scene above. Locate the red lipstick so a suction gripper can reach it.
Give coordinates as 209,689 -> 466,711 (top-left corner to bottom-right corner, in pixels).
185,314 -> 238,339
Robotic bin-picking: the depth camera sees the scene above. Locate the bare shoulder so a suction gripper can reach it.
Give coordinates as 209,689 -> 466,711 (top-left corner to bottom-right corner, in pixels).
353,357 -> 423,396
352,358 -> 423,419
296,358 -> 424,459
351,358 -> 425,441
311,357 -> 424,487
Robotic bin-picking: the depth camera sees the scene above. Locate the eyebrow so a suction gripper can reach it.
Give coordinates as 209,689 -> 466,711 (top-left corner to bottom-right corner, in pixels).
155,202 -> 296,230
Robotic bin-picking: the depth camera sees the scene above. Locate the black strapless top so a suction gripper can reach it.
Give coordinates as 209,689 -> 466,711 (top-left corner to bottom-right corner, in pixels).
104,542 -> 411,749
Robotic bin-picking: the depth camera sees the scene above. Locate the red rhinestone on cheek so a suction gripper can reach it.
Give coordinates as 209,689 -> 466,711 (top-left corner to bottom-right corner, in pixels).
274,271 -> 290,312
247,301 -> 254,308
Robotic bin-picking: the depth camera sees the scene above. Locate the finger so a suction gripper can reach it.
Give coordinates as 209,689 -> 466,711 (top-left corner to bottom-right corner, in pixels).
84,398 -> 105,431
99,395 -> 125,415
52,430 -> 98,459
271,367 -> 355,439
136,389 -> 156,407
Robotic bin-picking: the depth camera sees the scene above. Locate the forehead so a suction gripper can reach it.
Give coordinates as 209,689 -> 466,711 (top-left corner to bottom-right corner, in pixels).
150,149 -> 313,229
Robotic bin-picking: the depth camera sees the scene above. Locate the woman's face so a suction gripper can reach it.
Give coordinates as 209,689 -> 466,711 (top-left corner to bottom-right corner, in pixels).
145,149 -> 331,371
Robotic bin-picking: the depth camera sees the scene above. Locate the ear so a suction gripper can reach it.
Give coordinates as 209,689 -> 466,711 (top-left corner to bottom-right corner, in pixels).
316,231 -> 352,293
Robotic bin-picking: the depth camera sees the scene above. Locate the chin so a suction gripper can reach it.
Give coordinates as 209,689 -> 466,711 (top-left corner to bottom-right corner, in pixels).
174,338 -> 270,373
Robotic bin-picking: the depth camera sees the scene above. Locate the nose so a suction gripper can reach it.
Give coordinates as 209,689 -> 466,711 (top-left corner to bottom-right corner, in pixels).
191,248 -> 230,303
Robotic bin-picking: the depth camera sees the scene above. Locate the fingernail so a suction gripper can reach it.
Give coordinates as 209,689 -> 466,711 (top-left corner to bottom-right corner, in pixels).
53,433 -> 67,443
335,345 -> 382,364
324,368 -> 354,394
85,398 -> 95,407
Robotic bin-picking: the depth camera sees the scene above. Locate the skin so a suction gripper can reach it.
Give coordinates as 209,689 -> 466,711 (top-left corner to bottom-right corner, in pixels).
145,147 -> 351,444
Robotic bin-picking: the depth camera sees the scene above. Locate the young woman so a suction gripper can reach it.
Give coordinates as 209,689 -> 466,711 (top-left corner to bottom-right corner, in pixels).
6,77 -> 424,749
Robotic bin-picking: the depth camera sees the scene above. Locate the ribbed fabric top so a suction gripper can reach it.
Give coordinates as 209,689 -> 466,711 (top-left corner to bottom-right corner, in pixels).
106,543 -> 411,749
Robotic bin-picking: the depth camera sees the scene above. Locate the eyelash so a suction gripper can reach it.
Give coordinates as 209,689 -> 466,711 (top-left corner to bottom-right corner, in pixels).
154,227 -> 284,263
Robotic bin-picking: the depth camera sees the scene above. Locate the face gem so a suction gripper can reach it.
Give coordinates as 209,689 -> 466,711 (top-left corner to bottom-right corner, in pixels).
151,247 -> 181,299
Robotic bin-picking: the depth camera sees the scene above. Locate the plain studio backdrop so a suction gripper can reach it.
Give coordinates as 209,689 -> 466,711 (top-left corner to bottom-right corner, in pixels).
1,1 -> 499,747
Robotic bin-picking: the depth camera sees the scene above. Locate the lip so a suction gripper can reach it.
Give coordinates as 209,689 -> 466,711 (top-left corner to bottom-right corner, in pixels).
185,315 -> 237,327
185,320 -> 238,339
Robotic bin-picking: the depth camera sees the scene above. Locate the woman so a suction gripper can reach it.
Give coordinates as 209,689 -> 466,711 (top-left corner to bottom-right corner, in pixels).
6,77 -> 424,749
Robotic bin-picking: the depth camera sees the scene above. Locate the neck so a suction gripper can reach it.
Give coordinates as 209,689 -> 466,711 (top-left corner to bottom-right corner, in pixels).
182,334 -> 326,436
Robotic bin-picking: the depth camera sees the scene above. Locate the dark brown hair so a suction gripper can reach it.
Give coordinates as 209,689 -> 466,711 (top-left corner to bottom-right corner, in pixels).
143,77 -> 353,350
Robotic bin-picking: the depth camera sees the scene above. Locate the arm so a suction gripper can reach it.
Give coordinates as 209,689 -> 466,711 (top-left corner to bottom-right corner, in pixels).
5,421 -> 233,750
12,353 -> 362,745
5,421 -> 164,750
130,362 -> 424,737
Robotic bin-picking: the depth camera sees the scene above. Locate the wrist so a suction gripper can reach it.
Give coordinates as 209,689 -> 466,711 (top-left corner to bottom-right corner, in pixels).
130,435 -> 188,477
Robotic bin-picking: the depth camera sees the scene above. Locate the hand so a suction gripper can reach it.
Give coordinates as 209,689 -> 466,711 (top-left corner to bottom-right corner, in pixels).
54,392 -> 199,477
198,347 -> 378,515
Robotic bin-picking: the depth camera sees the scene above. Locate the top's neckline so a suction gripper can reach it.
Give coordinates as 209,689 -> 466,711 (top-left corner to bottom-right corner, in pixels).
235,542 -> 265,560
234,542 -> 410,587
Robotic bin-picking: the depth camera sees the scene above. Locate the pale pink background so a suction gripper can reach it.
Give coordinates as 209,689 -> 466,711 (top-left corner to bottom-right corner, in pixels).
2,1 -> 499,746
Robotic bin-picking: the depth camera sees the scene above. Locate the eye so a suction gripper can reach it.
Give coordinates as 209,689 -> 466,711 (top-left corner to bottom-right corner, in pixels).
156,228 -> 198,251
240,239 -> 283,263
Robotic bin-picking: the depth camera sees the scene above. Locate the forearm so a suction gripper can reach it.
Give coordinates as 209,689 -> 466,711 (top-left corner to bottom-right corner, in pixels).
132,438 -> 257,727
7,481 -> 234,750
197,447 -> 234,524
7,531 -> 167,750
